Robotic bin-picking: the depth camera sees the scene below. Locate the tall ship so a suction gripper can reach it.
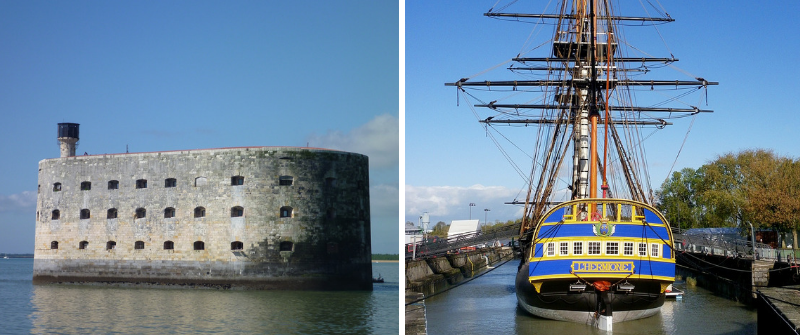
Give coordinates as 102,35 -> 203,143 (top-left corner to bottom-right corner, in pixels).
446,0 -> 716,330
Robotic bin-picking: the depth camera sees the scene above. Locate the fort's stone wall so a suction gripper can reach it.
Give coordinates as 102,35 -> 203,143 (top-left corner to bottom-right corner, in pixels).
34,146 -> 372,290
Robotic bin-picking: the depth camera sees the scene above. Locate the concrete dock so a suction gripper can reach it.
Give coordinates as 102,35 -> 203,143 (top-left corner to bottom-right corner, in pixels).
757,286 -> 800,334
405,291 -> 427,335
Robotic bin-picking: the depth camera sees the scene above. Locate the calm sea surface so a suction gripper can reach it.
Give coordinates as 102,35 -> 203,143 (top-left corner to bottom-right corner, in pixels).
424,260 -> 756,335
0,259 -> 398,334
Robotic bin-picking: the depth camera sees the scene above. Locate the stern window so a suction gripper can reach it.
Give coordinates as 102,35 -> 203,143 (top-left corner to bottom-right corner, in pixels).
572,241 -> 583,255
623,242 -> 634,256
651,243 -> 660,258
559,242 -> 569,256
588,241 -> 601,255
605,242 -> 619,255
638,243 -> 648,257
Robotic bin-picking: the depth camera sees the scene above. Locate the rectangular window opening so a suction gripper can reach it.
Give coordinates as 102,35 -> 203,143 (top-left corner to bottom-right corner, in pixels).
624,242 -> 634,256
605,242 -> 619,255
588,241 -> 601,255
651,243 -> 660,258
559,242 -> 569,256
573,241 -> 583,255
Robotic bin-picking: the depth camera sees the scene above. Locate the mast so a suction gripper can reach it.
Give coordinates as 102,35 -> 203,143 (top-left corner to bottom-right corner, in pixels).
447,1 -> 717,232
588,0 -> 599,200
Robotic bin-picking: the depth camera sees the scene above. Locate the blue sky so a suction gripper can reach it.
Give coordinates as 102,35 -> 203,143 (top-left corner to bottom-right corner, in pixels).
0,1 -> 399,254
406,1 -> 800,227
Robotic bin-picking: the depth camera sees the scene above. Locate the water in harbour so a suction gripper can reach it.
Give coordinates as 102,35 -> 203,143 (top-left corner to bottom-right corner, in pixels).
424,260 -> 755,335
0,258 -> 398,334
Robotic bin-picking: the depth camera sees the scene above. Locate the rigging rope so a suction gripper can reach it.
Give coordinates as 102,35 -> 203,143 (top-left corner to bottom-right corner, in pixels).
663,113 -> 697,184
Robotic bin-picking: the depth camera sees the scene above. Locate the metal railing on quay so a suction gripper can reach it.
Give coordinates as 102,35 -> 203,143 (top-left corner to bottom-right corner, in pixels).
675,233 -> 780,260
405,223 -> 521,260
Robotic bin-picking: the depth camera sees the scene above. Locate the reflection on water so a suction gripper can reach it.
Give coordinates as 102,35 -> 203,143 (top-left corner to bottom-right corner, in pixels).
425,261 -> 756,335
31,286 -> 376,334
1,259 -> 397,334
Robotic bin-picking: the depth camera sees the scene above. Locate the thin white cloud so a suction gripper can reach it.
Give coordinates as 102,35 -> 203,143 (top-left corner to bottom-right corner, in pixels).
0,191 -> 37,213
405,184 -> 525,224
306,114 -> 399,169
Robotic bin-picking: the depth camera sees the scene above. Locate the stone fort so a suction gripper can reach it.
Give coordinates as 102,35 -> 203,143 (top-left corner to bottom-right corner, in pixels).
33,123 -> 373,290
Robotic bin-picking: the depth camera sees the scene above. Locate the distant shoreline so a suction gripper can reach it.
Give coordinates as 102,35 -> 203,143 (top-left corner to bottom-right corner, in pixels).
372,260 -> 399,263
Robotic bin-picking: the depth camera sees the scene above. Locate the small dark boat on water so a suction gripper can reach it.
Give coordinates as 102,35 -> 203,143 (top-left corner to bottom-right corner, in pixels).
372,274 -> 384,283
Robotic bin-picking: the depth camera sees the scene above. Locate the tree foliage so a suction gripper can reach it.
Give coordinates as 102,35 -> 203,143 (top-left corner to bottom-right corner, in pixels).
657,149 -> 800,241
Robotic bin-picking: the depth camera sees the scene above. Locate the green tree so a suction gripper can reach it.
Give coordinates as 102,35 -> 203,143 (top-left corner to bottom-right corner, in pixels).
430,221 -> 448,237
658,149 -> 800,246
697,153 -> 749,228
657,167 -> 702,230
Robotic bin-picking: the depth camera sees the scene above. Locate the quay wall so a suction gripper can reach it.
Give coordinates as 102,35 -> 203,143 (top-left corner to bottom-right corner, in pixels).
677,252 -> 772,304
406,247 -> 514,295
34,147 -> 372,290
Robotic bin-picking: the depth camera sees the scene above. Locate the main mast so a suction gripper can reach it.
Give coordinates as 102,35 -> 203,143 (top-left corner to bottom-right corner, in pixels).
447,0 -> 718,232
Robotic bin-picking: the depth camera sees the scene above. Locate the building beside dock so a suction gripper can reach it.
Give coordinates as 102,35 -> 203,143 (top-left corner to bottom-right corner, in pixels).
34,123 -> 373,290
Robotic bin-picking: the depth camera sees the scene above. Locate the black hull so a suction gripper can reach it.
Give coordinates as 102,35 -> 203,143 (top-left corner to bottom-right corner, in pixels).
515,262 -> 665,323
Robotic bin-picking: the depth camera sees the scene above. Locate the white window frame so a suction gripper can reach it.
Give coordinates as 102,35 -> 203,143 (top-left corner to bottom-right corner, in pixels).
605,241 -> 619,256
546,242 -> 555,257
638,242 -> 648,257
588,241 -> 601,256
559,242 -> 569,256
651,243 -> 660,258
573,241 -> 584,256
623,242 -> 634,256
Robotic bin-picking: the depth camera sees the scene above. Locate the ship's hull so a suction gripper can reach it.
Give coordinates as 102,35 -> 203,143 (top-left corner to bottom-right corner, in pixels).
515,261 -> 664,324
515,199 -> 675,326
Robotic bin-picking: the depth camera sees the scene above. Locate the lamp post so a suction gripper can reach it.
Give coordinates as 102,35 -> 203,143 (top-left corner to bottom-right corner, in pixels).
484,208 -> 490,229
469,203 -> 476,219
419,215 -> 424,240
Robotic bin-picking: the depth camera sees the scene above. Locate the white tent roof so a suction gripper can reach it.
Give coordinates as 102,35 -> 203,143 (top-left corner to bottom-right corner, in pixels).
448,219 -> 480,238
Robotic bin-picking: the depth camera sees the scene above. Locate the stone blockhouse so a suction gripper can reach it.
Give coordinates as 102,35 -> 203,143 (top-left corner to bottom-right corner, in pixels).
34,145 -> 372,290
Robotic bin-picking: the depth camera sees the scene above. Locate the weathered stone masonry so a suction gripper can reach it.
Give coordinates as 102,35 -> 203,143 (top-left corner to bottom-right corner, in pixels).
34,146 -> 372,290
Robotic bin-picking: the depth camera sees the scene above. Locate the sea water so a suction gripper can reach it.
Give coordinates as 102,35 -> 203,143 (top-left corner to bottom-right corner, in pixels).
0,258 -> 398,334
424,260 -> 756,335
